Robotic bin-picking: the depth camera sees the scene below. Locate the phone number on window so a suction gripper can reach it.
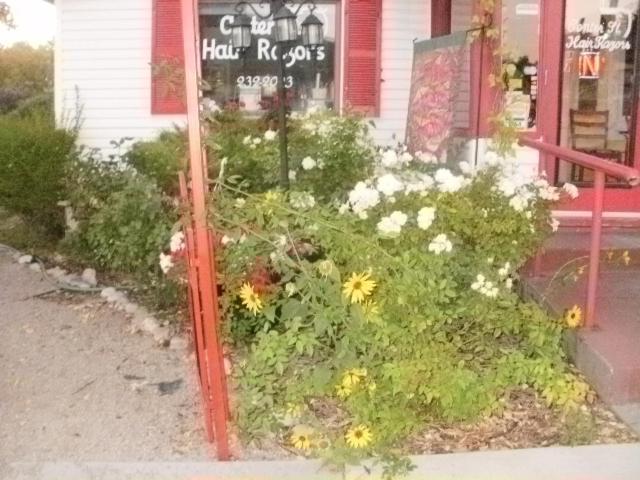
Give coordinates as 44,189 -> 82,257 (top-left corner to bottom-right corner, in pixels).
237,75 -> 294,88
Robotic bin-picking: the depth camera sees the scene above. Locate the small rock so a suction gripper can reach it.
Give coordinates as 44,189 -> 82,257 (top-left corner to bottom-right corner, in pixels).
103,288 -> 126,304
100,287 -> 117,299
29,263 -> 41,272
142,317 -> 160,334
169,336 -> 189,351
153,327 -> 171,346
61,275 -> 91,290
81,268 -> 98,287
17,255 -> 33,265
46,267 -> 67,278
124,303 -> 138,314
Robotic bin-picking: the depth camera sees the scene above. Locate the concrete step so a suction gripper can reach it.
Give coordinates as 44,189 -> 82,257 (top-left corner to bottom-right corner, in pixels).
522,272 -> 640,405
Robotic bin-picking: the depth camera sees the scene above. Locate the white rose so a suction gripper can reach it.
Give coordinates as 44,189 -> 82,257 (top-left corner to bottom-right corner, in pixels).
563,182 -> 579,199
417,207 -> 436,230
169,231 -> 185,253
159,253 -> 174,274
301,156 -> 316,170
376,174 -> 404,196
377,216 -> 402,237
428,233 -> 453,255
381,149 -> 399,168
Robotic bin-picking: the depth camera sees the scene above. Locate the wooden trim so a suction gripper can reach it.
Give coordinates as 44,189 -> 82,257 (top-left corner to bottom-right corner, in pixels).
538,0 -> 565,176
469,0 -> 500,138
431,0 -> 452,38
334,0 -> 343,111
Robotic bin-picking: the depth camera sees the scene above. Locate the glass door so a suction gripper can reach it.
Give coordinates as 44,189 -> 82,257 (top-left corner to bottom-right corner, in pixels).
557,0 -> 639,186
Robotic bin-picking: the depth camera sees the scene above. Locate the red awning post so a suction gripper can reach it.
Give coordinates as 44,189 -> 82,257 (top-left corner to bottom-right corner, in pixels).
180,0 -> 231,460
585,171 -> 605,329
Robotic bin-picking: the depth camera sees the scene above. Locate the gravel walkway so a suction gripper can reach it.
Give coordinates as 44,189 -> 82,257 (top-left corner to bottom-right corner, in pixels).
0,252 -> 208,477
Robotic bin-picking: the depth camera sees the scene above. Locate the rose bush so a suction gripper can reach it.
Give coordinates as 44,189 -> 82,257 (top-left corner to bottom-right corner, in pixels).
181,109 -> 590,476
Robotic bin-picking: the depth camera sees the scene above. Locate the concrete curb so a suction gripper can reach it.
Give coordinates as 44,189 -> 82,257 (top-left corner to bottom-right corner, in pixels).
5,444 -> 640,480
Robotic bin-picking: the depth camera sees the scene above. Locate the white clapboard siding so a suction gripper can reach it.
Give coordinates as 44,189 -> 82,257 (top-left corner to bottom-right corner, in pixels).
370,0 -> 429,145
55,0 -> 186,155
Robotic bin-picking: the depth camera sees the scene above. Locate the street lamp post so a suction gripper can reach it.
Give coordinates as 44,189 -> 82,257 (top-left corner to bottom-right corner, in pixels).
230,0 -> 324,190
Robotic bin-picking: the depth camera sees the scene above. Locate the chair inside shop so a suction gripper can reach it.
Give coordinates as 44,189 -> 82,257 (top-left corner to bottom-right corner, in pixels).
569,109 -> 625,183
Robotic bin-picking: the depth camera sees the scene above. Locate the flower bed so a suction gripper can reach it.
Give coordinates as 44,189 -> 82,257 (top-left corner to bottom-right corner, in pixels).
160,111 -> 635,475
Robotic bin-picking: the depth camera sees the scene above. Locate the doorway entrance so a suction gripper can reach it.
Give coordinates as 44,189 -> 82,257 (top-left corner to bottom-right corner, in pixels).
540,0 -> 640,212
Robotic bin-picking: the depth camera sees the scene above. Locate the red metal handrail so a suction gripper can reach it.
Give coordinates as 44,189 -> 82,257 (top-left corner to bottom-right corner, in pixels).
519,137 -> 640,329
520,138 -> 640,186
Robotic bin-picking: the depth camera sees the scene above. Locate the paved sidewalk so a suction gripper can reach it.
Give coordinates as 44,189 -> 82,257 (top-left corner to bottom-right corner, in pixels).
0,252 -> 208,477
5,444 -> 640,480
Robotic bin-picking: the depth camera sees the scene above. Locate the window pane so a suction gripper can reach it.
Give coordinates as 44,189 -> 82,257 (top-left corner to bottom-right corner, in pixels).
199,2 -> 337,114
558,0 -> 638,184
502,0 -> 541,130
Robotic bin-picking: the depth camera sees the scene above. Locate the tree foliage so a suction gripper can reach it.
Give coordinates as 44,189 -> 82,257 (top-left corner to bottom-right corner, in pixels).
0,42 -> 53,113
0,2 -> 14,29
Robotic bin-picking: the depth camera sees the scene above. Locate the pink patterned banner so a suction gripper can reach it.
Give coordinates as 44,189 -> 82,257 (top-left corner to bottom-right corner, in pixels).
406,32 -> 468,159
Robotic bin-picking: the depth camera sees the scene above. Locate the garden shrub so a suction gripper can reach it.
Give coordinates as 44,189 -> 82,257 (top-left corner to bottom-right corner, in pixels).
206,109 -> 375,201
6,91 -> 54,122
202,132 -> 590,474
66,154 -> 178,277
0,113 -> 75,235
124,128 -> 186,195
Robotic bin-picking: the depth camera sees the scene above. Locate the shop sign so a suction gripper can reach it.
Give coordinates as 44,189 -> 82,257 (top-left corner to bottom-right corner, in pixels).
201,14 -> 326,68
566,8 -> 634,52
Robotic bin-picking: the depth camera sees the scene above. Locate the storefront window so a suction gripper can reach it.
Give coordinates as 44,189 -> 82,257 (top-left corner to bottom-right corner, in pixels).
199,2 -> 337,114
558,0 -> 638,184
501,0 -> 541,130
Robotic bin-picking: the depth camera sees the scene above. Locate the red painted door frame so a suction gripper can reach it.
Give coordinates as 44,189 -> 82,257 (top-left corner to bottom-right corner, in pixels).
539,0 -> 640,213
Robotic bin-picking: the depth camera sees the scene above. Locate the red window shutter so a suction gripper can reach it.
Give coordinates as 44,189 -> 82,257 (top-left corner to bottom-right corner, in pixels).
151,0 -> 186,114
344,0 -> 382,116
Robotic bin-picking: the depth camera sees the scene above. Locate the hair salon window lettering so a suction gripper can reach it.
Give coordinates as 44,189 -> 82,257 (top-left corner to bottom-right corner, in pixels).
565,8 -> 634,53
199,3 -> 336,113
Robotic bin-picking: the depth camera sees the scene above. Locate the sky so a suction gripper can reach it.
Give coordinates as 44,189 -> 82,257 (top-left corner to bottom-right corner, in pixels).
0,0 -> 56,46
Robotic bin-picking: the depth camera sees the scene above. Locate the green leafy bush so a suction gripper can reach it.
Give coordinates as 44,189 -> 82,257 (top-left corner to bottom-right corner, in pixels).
0,114 -> 75,235
207,109 -> 375,201
207,144 -> 589,471
66,154 -> 178,276
124,128 -> 186,195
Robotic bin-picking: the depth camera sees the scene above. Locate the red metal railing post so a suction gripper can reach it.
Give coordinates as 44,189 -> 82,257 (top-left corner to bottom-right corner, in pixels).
180,0 -> 231,459
518,137 -> 640,330
585,170 -> 605,329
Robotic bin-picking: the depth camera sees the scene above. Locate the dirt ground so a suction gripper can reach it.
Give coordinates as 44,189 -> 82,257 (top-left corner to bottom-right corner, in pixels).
0,252 -> 209,473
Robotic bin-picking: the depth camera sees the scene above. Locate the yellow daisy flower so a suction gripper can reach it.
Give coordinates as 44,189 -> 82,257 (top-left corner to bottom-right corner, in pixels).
565,305 -> 583,329
264,191 -> 281,203
343,271 -> 377,304
345,424 -> 373,449
341,368 -> 367,388
290,428 -> 313,451
239,283 -> 263,315
335,383 -> 352,399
